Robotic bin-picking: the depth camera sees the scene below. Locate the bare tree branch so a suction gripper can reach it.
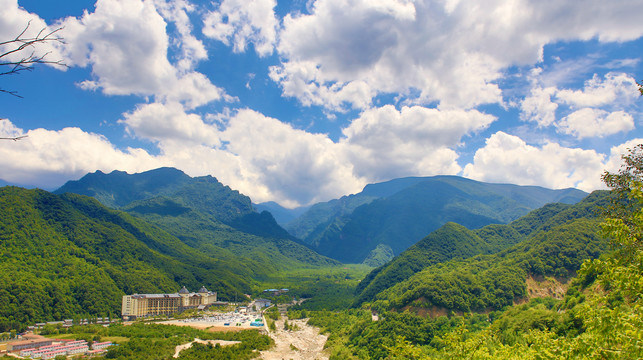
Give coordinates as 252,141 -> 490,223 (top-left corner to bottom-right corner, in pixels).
0,20 -> 67,97
0,135 -> 28,141
0,119 -> 27,141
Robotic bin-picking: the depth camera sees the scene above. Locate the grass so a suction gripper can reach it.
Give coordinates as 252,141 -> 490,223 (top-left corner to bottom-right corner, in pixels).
255,264 -> 373,292
102,336 -> 129,343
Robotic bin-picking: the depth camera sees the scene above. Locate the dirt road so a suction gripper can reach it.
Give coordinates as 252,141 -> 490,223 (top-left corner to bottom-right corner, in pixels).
259,317 -> 329,360
173,339 -> 240,358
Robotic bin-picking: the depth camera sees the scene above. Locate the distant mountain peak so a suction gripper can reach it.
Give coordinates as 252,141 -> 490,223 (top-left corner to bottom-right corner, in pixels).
286,175 -> 588,263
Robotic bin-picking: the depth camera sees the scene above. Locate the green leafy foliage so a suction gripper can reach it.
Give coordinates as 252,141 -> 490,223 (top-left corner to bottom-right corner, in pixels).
57,323 -> 272,360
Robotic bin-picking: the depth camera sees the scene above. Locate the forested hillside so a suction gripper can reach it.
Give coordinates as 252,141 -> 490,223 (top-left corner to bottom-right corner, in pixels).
124,199 -> 337,269
370,191 -> 609,313
56,168 -> 336,268
287,184 -> 641,359
289,176 -> 587,264
0,186 -> 334,332
0,187 -> 253,331
353,202 -> 572,306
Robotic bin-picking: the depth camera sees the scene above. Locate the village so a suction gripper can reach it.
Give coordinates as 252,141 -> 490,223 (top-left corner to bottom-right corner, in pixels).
0,287 -> 285,359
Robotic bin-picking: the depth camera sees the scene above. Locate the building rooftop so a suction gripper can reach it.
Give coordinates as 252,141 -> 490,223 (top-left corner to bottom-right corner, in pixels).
132,293 -> 181,299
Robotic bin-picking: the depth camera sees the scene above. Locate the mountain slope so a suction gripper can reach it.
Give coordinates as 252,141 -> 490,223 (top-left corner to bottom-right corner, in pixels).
354,202 -> 571,305
0,187 -> 258,329
55,167 -> 254,224
371,191 -> 610,313
55,168 -> 337,268
292,176 -> 587,263
123,199 -> 336,269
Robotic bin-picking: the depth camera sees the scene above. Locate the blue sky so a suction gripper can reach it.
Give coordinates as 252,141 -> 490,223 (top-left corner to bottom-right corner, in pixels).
1,0 -> 642,208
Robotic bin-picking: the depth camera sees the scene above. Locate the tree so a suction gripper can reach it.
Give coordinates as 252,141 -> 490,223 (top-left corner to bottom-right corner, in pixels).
601,144 -> 643,251
1,21 -> 66,140
0,20 -> 65,98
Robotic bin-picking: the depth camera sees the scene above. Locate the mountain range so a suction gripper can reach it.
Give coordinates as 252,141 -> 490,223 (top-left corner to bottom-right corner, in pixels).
279,176 -> 587,264
0,166 -> 600,330
360,190 -> 610,312
0,168 -> 340,330
0,186 -> 252,328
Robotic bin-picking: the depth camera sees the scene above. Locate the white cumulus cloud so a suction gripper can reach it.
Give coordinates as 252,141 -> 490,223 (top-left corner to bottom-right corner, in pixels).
154,0 -> 208,72
520,86 -> 559,127
0,119 -> 162,188
272,0 -> 643,111
341,105 -> 495,181
202,0 -> 279,57
519,72 -> 639,139
120,101 -> 222,145
557,109 -> 634,139
556,72 -> 639,108
60,0 -> 226,108
463,131 -> 609,192
117,102 -> 496,206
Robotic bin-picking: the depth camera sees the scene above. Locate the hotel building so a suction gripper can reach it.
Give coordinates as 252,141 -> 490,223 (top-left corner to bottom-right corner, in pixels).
121,286 -> 217,320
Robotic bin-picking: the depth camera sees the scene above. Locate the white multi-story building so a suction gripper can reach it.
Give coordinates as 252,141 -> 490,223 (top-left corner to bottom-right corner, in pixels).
91,341 -> 113,350
121,286 -> 217,320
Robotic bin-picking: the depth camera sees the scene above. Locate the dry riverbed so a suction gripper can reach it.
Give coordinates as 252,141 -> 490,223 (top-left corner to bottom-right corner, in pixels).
260,317 -> 329,360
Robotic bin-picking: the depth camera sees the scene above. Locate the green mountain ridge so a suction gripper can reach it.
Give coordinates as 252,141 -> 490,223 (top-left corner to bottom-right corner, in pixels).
0,187 -> 255,330
365,191 -> 610,313
55,168 -> 335,267
0,168 -> 343,329
290,176 -> 587,264
55,167 -> 254,224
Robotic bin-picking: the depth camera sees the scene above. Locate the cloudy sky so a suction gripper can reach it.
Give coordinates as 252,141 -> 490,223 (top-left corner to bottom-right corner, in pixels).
1,0 -> 642,208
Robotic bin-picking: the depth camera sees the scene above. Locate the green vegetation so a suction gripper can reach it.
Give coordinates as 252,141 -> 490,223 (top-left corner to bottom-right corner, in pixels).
54,168 -> 253,223
259,264 -> 372,310
354,221 -> 524,306
290,175 -> 586,263
45,323 -> 272,360
376,208 -> 607,313
362,244 -> 395,267
289,146 -> 643,359
0,186 -> 313,329
58,167 -> 339,276
264,307 -> 280,320
2,149 -> 641,359
423,188 -> 643,359
0,167 -> 345,329
355,193 -> 606,309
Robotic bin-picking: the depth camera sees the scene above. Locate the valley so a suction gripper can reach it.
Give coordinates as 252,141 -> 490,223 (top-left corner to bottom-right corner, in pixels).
1,1 -> 641,358
0,164 -> 642,359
